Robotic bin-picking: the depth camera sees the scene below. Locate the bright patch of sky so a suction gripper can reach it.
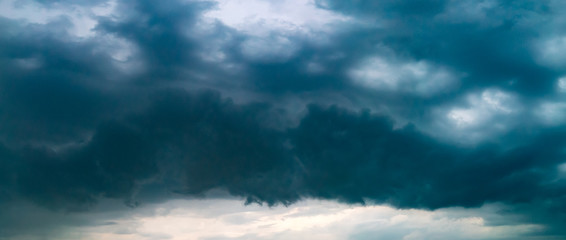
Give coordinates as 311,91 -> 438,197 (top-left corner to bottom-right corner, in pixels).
557,77 -> 566,92
349,56 -> 461,96
205,0 -> 349,37
536,35 -> 566,69
447,89 -> 517,127
426,89 -> 521,144
43,199 -> 542,240
0,0 -> 117,38
202,0 -> 350,62
536,101 -> 566,126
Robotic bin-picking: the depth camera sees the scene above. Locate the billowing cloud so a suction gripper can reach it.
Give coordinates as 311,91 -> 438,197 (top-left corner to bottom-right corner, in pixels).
1,0 -> 566,239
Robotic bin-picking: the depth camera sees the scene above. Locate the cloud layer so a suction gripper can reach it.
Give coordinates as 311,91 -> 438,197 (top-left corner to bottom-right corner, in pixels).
2,0 -> 566,238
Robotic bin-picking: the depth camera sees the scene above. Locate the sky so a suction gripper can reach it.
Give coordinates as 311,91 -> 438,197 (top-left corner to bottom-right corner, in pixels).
1,0 -> 566,239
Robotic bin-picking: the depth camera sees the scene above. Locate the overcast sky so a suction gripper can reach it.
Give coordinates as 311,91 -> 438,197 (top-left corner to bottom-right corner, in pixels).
1,0 -> 566,239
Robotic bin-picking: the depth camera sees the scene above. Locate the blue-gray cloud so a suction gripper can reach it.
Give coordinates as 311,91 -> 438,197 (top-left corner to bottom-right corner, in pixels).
1,0 -> 566,238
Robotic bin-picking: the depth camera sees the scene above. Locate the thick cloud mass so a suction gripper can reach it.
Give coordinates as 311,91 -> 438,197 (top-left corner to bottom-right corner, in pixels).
1,0 -> 566,238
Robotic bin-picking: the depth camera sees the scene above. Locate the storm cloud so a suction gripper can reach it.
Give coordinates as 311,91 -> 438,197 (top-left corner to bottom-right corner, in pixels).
1,0 -> 566,239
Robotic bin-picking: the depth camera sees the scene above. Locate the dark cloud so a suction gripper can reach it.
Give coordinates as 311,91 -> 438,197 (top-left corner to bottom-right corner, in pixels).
16,121 -> 157,210
3,96 -> 566,234
1,0 -> 566,238
291,106 -> 566,210
130,90 -> 298,205
0,18 -> 124,146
